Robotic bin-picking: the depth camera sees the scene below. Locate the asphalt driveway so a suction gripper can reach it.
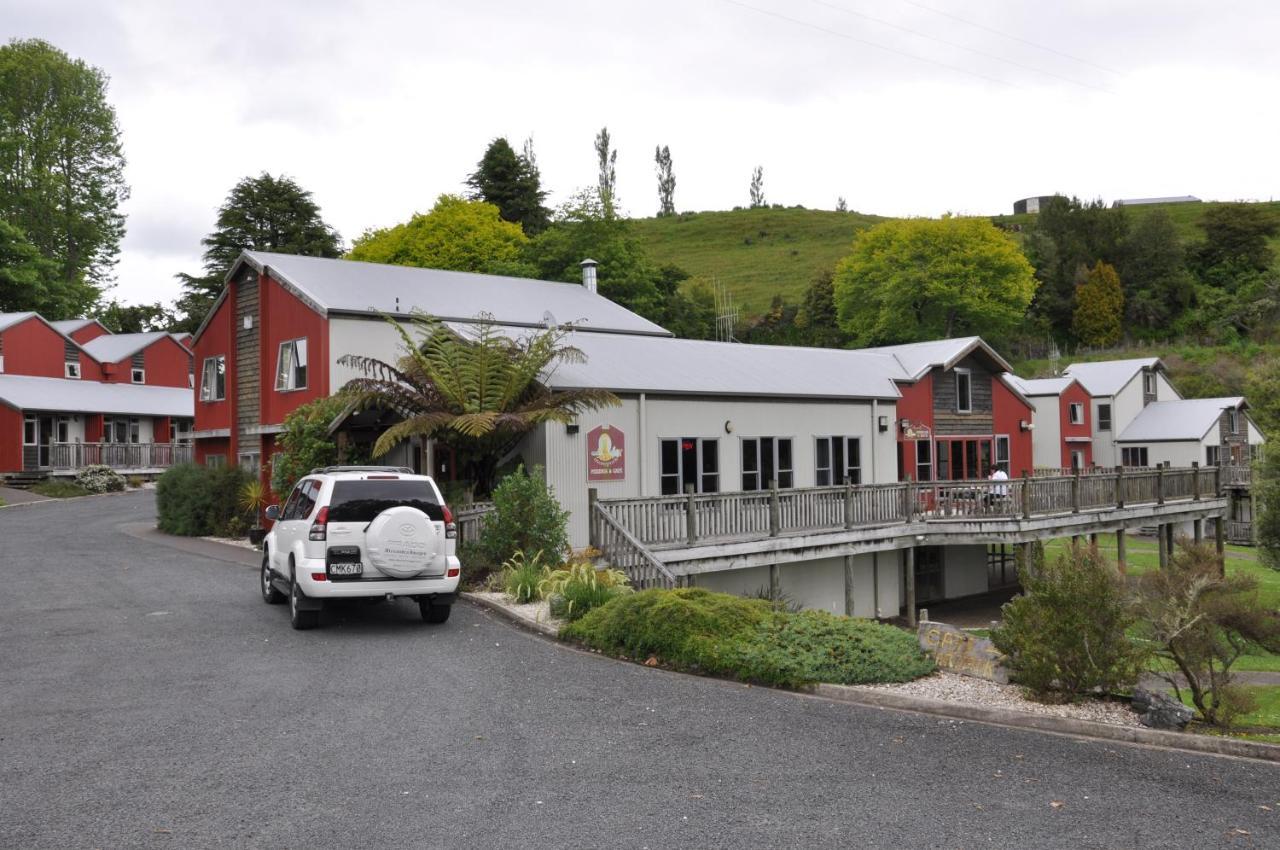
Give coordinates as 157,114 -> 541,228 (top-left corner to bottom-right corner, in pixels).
1,491 -> 1276,849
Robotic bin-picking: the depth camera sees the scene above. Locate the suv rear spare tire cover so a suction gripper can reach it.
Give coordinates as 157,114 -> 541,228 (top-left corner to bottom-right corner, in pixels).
365,506 -> 441,579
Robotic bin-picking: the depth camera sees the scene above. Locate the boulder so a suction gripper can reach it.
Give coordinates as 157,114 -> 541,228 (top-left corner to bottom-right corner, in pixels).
1131,687 -> 1195,731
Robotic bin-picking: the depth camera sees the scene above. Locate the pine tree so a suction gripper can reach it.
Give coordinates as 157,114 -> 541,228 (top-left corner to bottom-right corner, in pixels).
1072,260 -> 1124,346
465,137 -> 549,235
836,197 -> 848,213
595,127 -> 618,218
654,145 -> 675,216
749,166 -> 765,208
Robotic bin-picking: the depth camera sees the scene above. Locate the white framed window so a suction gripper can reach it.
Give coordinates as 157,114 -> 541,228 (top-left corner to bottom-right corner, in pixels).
1143,371 -> 1156,395
64,362 -> 81,379
742,437 -> 793,491
129,417 -> 140,444
1070,450 -> 1085,471
200,356 -> 226,401
995,435 -> 1011,474
659,438 -> 719,495
915,440 -> 932,482
275,338 -> 308,391
170,419 -> 192,444
955,369 -> 972,413
1121,446 -> 1149,468
239,452 -> 261,474
23,415 -> 36,445
206,454 -> 226,468
815,436 -> 861,486
56,418 -> 70,443
0,354 -> 5,373
131,367 -> 145,384
1068,403 -> 1084,425
1097,403 -> 1112,431
1206,445 -> 1222,467
1227,408 -> 1239,435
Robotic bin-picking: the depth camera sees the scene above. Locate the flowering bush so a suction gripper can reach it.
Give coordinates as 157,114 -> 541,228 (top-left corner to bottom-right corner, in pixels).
74,465 -> 126,493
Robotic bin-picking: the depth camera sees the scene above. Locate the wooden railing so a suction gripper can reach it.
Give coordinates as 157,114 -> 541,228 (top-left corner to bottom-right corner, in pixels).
595,467 -> 1222,550
1220,465 -> 1252,488
453,502 -> 495,545
1226,520 -> 1253,543
591,503 -> 677,589
47,442 -> 193,471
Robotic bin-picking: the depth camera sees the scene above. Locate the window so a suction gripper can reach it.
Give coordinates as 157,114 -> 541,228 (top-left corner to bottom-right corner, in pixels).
129,417 -> 140,444
1121,446 -> 1149,468
1144,371 -> 1156,395
995,435 -> 1010,474
64,362 -> 81,379
282,481 -> 307,520
660,438 -> 719,495
915,440 -> 932,482
1097,403 -> 1112,431
1206,445 -> 1222,467
275,338 -> 308,391
131,368 -> 145,384
1227,408 -> 1239,435
170,420 -> 192,444
815,436 -> 861,486
239,452 -> 261,475
742,437 -> 793,490
205,454 -> 226,468
200,356 -> 226,401
934,438 -> 994,480
1070,450 -> 1085,471
328,480 -> 445,523
955,369 -> 972,413
56,418 -> 69,443
23,415 -> 36,445
1068,403 -> 1084,425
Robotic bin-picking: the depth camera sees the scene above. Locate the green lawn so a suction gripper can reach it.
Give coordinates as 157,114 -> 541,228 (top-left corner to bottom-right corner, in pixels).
30,481 -> 91,499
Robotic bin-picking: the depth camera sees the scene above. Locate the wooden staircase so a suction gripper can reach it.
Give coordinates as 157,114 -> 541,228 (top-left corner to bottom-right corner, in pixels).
2,472 -> 49,490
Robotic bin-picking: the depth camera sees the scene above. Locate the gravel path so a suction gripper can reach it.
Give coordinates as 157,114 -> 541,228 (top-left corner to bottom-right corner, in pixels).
853,672 -> 1142,727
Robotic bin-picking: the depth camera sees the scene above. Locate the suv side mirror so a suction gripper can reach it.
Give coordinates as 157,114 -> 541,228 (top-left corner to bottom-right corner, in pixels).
264,504 -> 280,521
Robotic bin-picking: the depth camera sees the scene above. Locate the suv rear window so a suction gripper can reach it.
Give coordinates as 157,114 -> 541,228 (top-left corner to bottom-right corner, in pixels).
326,480 -> 444,523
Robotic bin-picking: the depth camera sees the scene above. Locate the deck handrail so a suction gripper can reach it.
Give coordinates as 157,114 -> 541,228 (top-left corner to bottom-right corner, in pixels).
591,501 -> 677,589
453,502 -> 495,545
595,467 -> 1222,550
45,441 -> 193,471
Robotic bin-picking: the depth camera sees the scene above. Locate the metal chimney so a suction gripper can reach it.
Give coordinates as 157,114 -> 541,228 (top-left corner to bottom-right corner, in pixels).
579,258 -> 598,293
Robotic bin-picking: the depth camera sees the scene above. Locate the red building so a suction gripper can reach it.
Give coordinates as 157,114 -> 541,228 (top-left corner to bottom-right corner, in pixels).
1005,375 -> 1095,471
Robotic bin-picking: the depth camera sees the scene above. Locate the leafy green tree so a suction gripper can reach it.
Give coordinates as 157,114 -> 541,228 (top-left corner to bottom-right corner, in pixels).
833,216 -> 1037,345
95,299 -> 178,333
1023,196 -> 1128,335
0,38 -> 128,311
269,395 -> 352,497
1118,209 -> 1195,333
338,313 -> 619,495
349,194 -> 530,276
465,137 -> 549,235
594,126 -> 618,218
1244,358 -> 1280,438
1072,260 -> 1123,345
1255,448 -> 1280,571
654,145 -> 675,216
176,173 -> 342,330
0,219 -> 59,313
795,269 -> 845,348
1193,203 -> 1279,277
836,197 -> 848,213
749,166 -> 765,208
1187,203 -> 1280,340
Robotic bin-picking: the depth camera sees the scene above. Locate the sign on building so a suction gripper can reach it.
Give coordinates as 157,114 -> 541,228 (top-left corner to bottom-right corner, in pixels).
587,424 -> 625,482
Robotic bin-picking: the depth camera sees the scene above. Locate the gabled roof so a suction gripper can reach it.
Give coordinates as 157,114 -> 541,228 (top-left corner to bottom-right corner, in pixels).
1116,397 -> 1245,443
82,332 -> 174,363
196,250 -> 672,343
1003,374 -> 1077,396
859,337 -> 1014,381
169,332 -> 192,350
49,318 -> 110,336
0,311 -> 38,333
1063,357 -> 1162,397
0,374 -> 192,417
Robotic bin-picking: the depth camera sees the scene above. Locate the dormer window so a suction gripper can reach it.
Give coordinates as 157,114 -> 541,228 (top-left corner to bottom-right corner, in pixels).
131,368 -> 145,384
1143,371 -> 1156,395
65,362 -> 81,379
955,369 -> 972,413
1228,408 -> 1239,435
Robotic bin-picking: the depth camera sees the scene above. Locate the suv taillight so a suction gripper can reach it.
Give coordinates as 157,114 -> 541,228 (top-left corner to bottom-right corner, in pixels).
443,505 -> 457,540
309,506 -> 329,541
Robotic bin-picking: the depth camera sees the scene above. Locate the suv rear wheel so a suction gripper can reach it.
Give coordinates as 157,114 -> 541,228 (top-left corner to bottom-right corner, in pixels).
419,598 -> 451,624
261,556 -> 285,605
290,569 -> 320,630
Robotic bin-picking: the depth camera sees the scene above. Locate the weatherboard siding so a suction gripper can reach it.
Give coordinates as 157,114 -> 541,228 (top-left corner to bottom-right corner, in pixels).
931,358 -> 994,436
235,275 -> 261,460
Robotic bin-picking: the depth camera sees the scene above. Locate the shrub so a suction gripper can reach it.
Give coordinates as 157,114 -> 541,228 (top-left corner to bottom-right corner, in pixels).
540,561 -> 632,622
478,465 -> 569,567
1133,542 -> 1280,727
74,465 -> 125,493
991,543 -> 1146,703
127,475 -> 145,489
501,550 -> 549,604
269,395 -> 350,497
156,463 -> 252,537
562,588 -> 935,688
31,480 -> 91,498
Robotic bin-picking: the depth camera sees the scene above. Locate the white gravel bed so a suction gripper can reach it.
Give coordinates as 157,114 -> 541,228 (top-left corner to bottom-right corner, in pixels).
853,671 -> 1142,727
470,591 -> 564,631
200,535 -> 261,551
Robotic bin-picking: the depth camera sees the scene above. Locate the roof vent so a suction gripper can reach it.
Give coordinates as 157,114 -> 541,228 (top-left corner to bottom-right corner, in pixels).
579,258 -> 598,293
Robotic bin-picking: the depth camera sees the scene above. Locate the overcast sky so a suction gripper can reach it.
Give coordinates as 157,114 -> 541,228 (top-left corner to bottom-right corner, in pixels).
4,0 -> 1279,307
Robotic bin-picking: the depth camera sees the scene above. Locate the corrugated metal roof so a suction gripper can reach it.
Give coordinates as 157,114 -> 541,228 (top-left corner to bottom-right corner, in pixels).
859,337 -> 1014,380
82,332 -> 172,363
0,312 -> 37,333
231,251 -> 672,337
1116,397 -> 1243,442
1004,374 -> 1074,395
1064,358 -> 1161,396
49,318 -> 98,334
0,374 -> 192,416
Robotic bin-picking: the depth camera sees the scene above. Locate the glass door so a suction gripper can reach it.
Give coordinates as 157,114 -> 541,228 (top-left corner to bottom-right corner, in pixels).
38,415 -> 54,468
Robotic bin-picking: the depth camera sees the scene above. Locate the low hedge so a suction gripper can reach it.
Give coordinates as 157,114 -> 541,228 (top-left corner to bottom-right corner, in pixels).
156,463 -> 252,537
562,587 -> 934,689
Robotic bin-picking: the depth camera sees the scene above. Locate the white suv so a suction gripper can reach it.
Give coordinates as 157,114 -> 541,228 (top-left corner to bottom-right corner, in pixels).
261,466 -> 461,630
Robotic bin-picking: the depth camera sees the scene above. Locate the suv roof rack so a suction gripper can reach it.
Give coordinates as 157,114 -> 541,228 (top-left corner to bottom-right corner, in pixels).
309,465 -> 416,475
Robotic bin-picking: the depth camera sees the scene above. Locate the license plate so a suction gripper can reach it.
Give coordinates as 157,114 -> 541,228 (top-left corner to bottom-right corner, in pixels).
329,562 -> 363,577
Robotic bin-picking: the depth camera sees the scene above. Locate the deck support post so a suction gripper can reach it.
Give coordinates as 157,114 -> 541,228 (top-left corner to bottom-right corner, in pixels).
1193,518 -> 1203,543
1090,532 -> 1099,547
1020,471 -> 1031,520
1116,528 -> 1127,574
1156,467 -> 1165,506
768,481 -> 781,537
1192,461 -> 1201,501
684,484 -> 697,546
1071,470 -> 1080,513
843,555 -> 855,617
587,488 -> 599,549
1165,521 -> 1175,557
904,547 -> 917,628
844,481 -> 854,530
1158,524 -> 1168,569
1216,515 -> 1226,577
769,563 -> 781,602
1115,465 -> 1125,509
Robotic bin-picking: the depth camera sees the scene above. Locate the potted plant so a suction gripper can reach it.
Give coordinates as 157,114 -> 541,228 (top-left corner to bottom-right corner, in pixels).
239,479 -> 270,545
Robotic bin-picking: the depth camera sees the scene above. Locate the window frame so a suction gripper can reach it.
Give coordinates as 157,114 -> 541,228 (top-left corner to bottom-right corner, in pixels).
131,367 -> 145,384
200,355 -> 226,402
741,436 -> 794,491
1121,446 -> 1149,468
659,437 -> 720,495
23,415 -> 36,445
1206,445 -> 1221,467
275,337 -> 309,392
915,440 -> 932,482
815,436 -> 862,486
1097,402 -> 1112,431
994,435 -> 1010,474
1143,371 -> 1156,395
1227,408 -> 1239,435
64,361 -> 81,379
205,454 -> 226,468
1068,402 -> 1084,425
955,369 -> 972,414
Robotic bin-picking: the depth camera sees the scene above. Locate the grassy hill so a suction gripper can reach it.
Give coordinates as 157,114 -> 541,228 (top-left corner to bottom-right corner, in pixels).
629,200 -> 1280,319
629,207 -> 884,316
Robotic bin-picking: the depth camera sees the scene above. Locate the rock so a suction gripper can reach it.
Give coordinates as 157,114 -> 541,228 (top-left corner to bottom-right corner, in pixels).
1131,687 -> 1195,731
